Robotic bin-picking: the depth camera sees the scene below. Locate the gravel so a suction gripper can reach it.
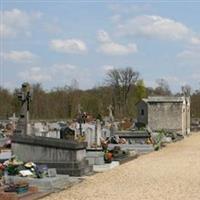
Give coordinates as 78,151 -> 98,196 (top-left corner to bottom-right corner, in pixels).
42,132 -> 200,200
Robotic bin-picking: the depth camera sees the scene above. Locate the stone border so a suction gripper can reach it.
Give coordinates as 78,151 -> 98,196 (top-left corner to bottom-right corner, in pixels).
11,134 -> 87,150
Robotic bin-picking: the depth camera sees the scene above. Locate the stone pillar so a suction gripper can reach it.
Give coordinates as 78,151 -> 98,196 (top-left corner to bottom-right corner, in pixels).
85,128 -> 93,148
186,97 -> 190,134
108,104 -> 114,122
95,120 -> 101,147
15,83 -> 32,135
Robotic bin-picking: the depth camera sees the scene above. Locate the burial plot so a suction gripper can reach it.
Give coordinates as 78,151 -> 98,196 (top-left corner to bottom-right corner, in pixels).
12,83 -> 92,176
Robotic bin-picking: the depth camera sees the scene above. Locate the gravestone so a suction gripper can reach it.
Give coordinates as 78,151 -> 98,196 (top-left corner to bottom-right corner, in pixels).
101,127 -> 110,138
12,134 -> 92,176
85,120 -> 104,166
60,127 -> 75,140
9,113 -> 18,130
108,104 -> 114,122
85,127 -> 94,148
12,83 -> 92,176
15,82 -> 32,135
84,121 -> 101,148
95,120 -> 101,147
48,168 -> 57,177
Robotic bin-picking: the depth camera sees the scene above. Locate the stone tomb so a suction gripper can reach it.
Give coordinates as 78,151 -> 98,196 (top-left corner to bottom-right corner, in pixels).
11,134 -> 92,176
86,150 -> 105,165
84,120 -> 101,148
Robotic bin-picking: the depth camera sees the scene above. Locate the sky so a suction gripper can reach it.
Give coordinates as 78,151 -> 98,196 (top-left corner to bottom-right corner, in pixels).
0,0 -> 200,92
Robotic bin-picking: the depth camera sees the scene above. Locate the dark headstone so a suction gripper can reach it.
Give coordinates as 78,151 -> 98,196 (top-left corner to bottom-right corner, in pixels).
60,127 -> 75,140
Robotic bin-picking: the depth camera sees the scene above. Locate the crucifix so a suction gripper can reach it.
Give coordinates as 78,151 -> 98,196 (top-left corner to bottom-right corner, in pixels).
15,83 -> 32,135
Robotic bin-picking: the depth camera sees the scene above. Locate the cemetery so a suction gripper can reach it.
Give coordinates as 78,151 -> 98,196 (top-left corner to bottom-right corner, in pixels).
0,83 -> 195,200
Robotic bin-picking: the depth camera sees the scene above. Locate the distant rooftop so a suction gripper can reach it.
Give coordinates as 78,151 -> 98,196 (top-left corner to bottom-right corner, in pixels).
142,96 -> 187,103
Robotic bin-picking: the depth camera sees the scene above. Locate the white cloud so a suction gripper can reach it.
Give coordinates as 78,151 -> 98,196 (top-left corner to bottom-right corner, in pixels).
118,15 -> 190,41
102,65 -> 114,72
97,30 -> 111,43
50,63 -> 94,89
177,48 -> 200,60
51,63 -> 79,77
0,8 -> 42,38
97,30 -> 137,55
17,63 -> 91,88
18,67 -> 52,82
177,33 -> 200,63
52,63 -> 77,72
190,36 -> 200,45
0,23 -> 14,37
99,42 -> 137,55
50,39 -> 87,54
2,50 -> 37,63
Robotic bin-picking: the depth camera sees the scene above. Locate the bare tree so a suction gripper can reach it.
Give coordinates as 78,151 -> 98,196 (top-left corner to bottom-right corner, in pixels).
106,67 -> 139,117
120,67 -> 139,105
181,84 -> 191,97
70,79 -> 79,90
106,69 -> 121,115
155,78 -> 171,96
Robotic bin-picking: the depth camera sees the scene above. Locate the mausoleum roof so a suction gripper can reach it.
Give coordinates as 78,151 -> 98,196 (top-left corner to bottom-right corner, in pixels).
142,96 -> 189,103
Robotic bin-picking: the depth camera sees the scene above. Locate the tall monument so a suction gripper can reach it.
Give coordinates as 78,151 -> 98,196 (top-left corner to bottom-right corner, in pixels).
15,82 -> 32,135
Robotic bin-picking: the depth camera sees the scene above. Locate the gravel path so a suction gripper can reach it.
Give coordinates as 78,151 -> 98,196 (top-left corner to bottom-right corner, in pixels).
43,132 -> 200,200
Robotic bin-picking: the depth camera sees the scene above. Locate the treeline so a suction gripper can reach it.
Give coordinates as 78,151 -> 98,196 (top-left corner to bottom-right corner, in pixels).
0,67 -> 200,119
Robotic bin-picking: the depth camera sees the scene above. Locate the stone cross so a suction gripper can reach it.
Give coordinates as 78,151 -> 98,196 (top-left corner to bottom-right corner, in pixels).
77,104 -> 83,135
15,83 -> 32,135
9,113 -> 18,129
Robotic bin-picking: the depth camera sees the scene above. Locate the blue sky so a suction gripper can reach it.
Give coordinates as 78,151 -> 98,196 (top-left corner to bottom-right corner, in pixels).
1,1 -> 200,92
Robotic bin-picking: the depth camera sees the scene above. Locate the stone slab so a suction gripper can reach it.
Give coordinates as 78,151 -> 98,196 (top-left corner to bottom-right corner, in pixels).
108,144 -> 154,154
93,161 -> 119,172
86,157 -> 104,165
6,175 -> 80,192
12,143 -> 86,163
86,151 -> 104,157
113,130 -> 150,138
113,154 -> 138,164
11,134 -> 87,150
86,151 -> 105,165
